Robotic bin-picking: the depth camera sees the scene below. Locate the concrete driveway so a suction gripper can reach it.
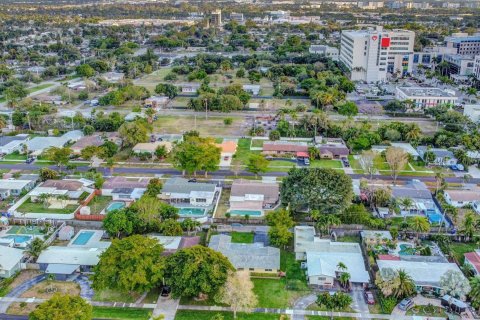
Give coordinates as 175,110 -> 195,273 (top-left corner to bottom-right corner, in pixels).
0,274 -> 46,313
350,288 -> 369,313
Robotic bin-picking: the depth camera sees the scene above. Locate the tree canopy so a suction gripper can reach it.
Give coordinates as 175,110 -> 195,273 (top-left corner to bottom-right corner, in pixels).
29,294 -> 92,320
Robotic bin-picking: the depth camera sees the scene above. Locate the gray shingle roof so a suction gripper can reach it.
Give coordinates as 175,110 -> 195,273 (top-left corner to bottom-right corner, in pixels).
162,178 -> 216,194
209,234 -> 280,270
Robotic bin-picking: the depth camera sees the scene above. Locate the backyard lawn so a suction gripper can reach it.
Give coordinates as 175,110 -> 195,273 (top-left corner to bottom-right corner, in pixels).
88,196 -> 113,215
175,310 -> 281,320
231,232 -> 254,243
92,306 -> 152,320
17,198 -> 79,214
450,242 -> 478,264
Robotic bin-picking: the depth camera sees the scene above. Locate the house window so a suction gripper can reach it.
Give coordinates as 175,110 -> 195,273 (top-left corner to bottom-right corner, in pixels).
196,198 -> 207,203
249,268 -> 255,271
238,268 -> 244,271
318,277 -> 326,281
265,269 -> 272,272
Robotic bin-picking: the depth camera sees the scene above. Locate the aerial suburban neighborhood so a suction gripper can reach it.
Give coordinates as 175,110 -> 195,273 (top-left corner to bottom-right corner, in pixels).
0,0 -> 480,320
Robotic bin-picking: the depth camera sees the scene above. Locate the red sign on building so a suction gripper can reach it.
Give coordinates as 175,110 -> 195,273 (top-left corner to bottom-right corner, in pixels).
381,37 -> 391,48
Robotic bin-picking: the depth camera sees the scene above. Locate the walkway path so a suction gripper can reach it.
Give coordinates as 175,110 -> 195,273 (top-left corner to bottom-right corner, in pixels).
292,293 -> 316,320
152,296 -> 179,320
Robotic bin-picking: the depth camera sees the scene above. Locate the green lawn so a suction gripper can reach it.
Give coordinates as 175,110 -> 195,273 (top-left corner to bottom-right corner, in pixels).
175,311 -> 281,320
17,198 -> 79,214
406,305 -> 447,317
88,196 -> 113,215
450,242 -> 478,264
268,160 -> 296,172
251,139 -> 264,148
92,307 -> 152,320
233,138 -> 259,165
252,278 -> 305,308
336,235 -> 360,243
310,160 -> 343,169
3,153 -> 27,160
93,289 -> 141,303
28,83 -> 53,94
231,232 -> 254,243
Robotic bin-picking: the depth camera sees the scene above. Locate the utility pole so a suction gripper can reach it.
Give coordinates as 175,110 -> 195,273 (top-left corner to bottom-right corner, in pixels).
204,98 -> 208,120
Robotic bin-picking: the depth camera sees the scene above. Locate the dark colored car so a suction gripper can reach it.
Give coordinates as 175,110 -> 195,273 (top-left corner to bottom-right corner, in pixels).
188,178 -> 197,183
161,285 -> 171,297
25,158 -> 35,164
364,291 -> 375,305
398,298 -> 414,311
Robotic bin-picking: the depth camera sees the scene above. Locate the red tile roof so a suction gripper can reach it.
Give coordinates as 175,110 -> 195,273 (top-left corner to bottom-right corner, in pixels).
464,252 -> 480,273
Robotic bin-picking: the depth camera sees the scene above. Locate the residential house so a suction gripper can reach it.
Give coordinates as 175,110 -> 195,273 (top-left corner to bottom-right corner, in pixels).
0,134 -> 30,155
0,247 -> 24,278
209,234 -> 280,273
0,179 -> 36,199
144,96 -> 170,109
67,81 -> 87,91
32,94 -> 66,106
464,250 -> 480,276
102,72 -> 124,83
243,84 -> 261,96
71,132 -> 121,155
314,137 -> 349,159
29,179 -> 94,201
294,226 -> 370,287
417,146 -> 458,166
132,141 -> 173,155
179,83 -> 201,94
159,178 -> 217,207
361,230 -> 393,246
262,141 -> 309,158
216,140 -> 237,165
229,179 -> 279,211
371,142 -> 420,160
110,188 -> 146,201
25,130 -> 84,156
148,234 -> 200,255
37,246 -> 108,280
391,180 -> 437,214
377,258 -> 466,294
102,177 -> 150,197
444,189 -> 480,211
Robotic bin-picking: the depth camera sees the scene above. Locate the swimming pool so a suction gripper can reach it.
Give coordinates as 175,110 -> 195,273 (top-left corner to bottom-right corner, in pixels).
178,208 -> 206,216
72,231 -> 95,245
228,210 -> 263,217
105,201 -> 126,213
1,235 -> 32,243
398,243 -> 416,255
428,213 -> 443,224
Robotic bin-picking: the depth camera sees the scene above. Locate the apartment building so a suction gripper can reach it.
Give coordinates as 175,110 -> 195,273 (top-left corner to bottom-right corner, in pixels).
446,35 -> 480,56
340,26 -> 415,83
396,87 -> 458,109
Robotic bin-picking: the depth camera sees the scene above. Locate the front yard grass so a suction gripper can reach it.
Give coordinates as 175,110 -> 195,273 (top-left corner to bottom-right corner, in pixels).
92,306 -> 152,320
231,232 -> 254,243
450,242 -> 478,264
232,138 -> 259,166
175,310 -> 281,320
310,160 -> 343,169
17,198 -> 79,214
93,289 -> 142,303
252,278 -> 305,309
406,305 -> 447,317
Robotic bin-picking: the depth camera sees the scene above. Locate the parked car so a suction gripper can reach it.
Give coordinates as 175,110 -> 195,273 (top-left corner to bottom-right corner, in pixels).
188,178 -> 197,183
25,157 -> 35,164
304,158 -> 310,165
160,285 -> 171,297
364,291 -> 375,305
398,298 -> 414,311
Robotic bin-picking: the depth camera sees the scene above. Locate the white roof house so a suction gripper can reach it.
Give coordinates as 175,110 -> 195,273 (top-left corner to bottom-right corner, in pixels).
0,179 -> 35,193
390,143 -> 420,159
25,130 -> 84,156
377,260 -> 465,288
294,226 -> 370,286
0,134 -> 30,154
0,247 -> 24,278
37,246 -> 108,266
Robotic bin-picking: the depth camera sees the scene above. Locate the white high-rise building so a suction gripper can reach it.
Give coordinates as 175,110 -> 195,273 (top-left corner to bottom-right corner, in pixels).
340,26 -> 415,83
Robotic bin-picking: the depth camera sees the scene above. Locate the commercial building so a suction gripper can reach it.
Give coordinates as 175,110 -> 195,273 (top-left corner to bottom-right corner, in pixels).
211,9 -> 222,27
474,55 -> 480,79
443,54 -> 475,76
230,12 -> 244,23
395,87 -> 458,109
464,104 -> 480,123
340,26 -> 415,83
446,35 -> 480,56
309,45 -> 339,61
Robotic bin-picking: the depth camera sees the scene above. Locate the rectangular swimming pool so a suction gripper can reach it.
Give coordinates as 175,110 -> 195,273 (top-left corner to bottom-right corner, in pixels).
1,235 -> 33,243
179,208 -> 206,216
229,210 -> 263,216
72,231 -> 95,245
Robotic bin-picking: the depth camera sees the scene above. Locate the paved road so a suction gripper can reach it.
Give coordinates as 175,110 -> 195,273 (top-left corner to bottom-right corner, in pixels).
292,293 -> 317,320
0,163 -> 475,185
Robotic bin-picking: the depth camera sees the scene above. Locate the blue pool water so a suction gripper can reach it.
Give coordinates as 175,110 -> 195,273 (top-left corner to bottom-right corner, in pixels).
106,201 -> 126,213
428,213 -> 443,224
72,231 -> 95,245
229,210 -> 263,216
1,235 -> 32,243
179,208 -> 206,216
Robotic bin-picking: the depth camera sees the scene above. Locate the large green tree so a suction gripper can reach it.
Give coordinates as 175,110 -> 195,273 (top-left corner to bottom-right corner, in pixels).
43,147 -> 72,171
92,235 -> 164,293
29,294 -> 92,320
172,136 -> 220,176
118,119 -> 151,147
281,168 -> 353,214
165,246 -> 234,298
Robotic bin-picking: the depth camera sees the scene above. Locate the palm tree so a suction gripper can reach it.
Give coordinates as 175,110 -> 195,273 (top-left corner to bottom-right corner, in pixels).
339,272 -> 351,289
400,198 -> 413,221
38,193 -> 51,208
316,214 -> 341,236
461,211 -> 477,242
470,276 -> 480,312
392,270 -> 416,299
434,168 -> 445,195
409,216 -> 430,240
337,262 -> 347,272
181,218 -> 201,236
26,238 -> 46,260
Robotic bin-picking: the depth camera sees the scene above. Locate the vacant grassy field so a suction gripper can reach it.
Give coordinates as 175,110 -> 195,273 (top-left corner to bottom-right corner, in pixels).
231,232 -> 254,243
92,306 -> 152,320
153,115 -> 247,136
